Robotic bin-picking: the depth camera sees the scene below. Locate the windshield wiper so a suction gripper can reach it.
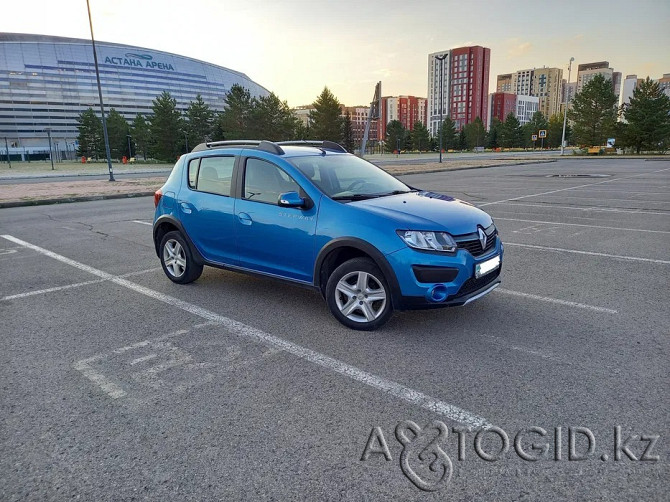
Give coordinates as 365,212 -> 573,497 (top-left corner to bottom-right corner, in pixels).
375,189 -> 418,197
331,193 -> 382,201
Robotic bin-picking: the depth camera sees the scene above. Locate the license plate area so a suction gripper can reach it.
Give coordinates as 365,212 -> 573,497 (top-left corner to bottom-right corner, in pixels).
475,255 -> 500,278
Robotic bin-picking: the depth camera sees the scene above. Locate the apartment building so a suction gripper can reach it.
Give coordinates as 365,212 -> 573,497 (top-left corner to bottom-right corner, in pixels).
379,96 -> 427,140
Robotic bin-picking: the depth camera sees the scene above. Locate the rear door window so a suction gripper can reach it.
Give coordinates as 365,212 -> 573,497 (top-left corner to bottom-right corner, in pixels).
195,156 -> 235,196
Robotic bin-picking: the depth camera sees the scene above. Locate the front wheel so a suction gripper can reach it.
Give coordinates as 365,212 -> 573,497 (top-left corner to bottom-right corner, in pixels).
159,230 -> 203,284
325,258 -> 394,330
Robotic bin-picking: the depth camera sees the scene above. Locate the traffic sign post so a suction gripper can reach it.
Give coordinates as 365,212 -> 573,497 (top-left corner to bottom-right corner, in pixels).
531,134 -> 537,150
538,129 -> 547,150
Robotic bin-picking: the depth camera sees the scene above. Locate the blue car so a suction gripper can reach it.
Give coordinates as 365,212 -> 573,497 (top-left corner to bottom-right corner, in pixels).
153,140 -> 502,330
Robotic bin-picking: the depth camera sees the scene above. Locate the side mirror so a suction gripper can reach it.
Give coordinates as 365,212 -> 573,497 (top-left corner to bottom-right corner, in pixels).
278,191 -> 306,208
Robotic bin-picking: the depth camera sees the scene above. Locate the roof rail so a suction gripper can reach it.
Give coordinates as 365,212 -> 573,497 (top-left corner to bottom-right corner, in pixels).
276,140 -> 347,153
191,140 -> 284,154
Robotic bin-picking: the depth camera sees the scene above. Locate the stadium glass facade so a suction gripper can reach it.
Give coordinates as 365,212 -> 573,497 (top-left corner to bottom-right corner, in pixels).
0,33 -> 269,159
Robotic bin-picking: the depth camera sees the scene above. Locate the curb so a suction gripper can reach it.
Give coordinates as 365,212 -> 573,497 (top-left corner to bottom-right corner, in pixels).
389,159 -> 557,176
0,168 -> 172,181
0,191 -> 155,209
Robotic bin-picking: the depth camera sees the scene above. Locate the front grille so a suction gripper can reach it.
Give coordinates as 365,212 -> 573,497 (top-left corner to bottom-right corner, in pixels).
453,268 -> 500,299
455,225 -> 497,257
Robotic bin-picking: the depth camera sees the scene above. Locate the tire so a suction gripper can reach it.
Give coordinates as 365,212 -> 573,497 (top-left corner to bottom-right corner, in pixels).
159,230 -> 203,284
325,257 -> 394,331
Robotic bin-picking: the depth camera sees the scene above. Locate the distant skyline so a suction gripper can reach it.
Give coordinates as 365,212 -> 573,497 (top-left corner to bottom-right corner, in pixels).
2,0 -> 669,107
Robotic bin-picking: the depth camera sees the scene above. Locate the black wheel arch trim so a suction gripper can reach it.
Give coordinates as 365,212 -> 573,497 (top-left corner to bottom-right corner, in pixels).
153,215 -> 205,265
314,237 -> 402,308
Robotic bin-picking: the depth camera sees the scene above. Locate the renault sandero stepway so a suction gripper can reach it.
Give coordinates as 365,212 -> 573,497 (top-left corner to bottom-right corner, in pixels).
153,140 -> 503,330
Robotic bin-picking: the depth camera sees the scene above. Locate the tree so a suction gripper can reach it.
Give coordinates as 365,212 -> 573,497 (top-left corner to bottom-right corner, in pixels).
457,129 -> 467,150
522,111 -> 548,148
76,107 -> 103,159
385,120 -> 406,152
622,77 -> 670,153
249,92 -> 301,141
500,113 -> 523,148
342,112 -> 355,152
215,84 -> 254,140
546,113 -> 569,149
438,117 -> 457,151
487,117 -> 502,149
185,94 -> 214,147
569,74 -> 618,147
131,114 -> 150,160
106,108 -> 129,159
411,122 -> 430,151
309,87 -> 343,142
149,91 -> 182,161
463,117 -> 486,150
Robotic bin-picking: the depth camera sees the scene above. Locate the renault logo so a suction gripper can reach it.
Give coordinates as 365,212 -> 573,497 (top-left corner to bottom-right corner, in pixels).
477,227 -> 487,249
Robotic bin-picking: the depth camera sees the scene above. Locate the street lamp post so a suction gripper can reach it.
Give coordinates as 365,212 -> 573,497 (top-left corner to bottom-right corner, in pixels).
561,57 -> 575,156
435,54 -> 448,163
184,131 -> 189,153
45,128 -> 54,170
127,134 -> 132,159
4,137 -> 10,168
86,0 -> 115,181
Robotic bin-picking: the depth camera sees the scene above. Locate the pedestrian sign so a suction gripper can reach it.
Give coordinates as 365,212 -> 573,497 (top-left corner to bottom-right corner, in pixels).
538,130 -> 547,138
531,134 -> 538,141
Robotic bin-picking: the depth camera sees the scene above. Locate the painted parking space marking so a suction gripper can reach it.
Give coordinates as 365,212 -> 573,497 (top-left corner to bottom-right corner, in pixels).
493,217 -> 670,234
504,242 -> 670,265
132,220 -> 152,226
495,288 -> 618,314
1,267 -> 160,301
2,234 -> 493,430
489,201 -> 670,216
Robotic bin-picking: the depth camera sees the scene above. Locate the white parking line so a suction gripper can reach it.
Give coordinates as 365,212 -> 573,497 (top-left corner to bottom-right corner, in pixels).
479,167 -> 670,207
1,267 -> 160,301
132,220 -> 152,226
1,234 -> 492,430
492,217 -> 670,234
490,201 -> 670,216
504,242 -> 670,265
495,288 -> 618,314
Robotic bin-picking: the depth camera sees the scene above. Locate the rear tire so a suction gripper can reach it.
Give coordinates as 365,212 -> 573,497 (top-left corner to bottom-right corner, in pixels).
159,231 -> 203,284
325,257 -> 393,330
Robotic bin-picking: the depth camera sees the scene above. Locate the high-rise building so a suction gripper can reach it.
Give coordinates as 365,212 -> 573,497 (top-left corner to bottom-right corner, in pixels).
657,73 -> 670,97
576,61 -> 616,93
341,105 -> 378,147
515,95 -> 539,126
489,92 -> 516,125
379,95 -> 427,140
620,75 -> 640,108
496,74 -> 513,92
427,45 -> 490,136
533,67 -> 563,119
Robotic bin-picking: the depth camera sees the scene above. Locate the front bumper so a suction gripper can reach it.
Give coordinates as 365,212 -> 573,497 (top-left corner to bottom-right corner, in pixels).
386,238 -> 503,310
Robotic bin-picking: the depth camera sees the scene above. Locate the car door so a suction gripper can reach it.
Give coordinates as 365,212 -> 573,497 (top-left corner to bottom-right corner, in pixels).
178,155 -> 238,265
235,157 -> 318,283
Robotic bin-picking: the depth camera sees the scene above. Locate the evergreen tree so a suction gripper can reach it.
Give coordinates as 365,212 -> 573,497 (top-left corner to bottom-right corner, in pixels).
149,91 -> 182,161
106,108 -> 129,159
185,94 -> 214,147
463,117 -> 486,150
522,111 -> 548,148
457,129 -> 467,150
546,114 -> 569,149
385,120 -> 406,152
622,77 -> 670,153
76,107 -> 103,159
438,117 -> 457,151
569,74 -> 618,146
250,92 -> 302,141
342,112 -> 355,152
131,114 -> 150,160
215,84 -> 254,140
487,117 -> 502,149
309,87 -> 343,142
411,122 -> 430,151
500,113 -> 523,148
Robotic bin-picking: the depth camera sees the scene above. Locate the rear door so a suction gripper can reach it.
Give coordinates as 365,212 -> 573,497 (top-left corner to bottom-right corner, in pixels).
234,157 -> 317,283
178,155 -> 238,265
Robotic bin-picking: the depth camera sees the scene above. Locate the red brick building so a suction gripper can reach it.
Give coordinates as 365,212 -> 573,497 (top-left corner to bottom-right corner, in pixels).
378,95 -> 427,141
449,46 -> 490,130
489,92 -> 516,124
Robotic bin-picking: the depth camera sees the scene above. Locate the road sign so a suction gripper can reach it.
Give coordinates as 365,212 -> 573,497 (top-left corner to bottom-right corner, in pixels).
607,138 -> 616,147
538,130 -> 547,138
531,134 -> 538,141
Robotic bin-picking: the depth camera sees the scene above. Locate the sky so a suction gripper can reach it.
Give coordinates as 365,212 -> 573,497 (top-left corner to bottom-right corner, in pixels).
2,0 -> 669,107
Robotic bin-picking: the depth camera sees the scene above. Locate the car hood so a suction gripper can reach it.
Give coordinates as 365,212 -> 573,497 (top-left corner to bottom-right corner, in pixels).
350,191 -> 493,236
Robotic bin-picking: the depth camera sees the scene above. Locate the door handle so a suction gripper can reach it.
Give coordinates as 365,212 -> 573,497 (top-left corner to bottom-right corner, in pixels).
179,202 -> 193,214
237,212 -> 252,225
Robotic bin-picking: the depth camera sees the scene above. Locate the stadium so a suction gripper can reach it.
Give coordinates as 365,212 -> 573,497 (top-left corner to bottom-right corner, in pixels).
0,33 -> 269,159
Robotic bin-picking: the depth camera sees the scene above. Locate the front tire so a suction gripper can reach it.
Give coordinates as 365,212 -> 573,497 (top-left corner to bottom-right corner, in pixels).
159,231 -> 203,284
325,258 -> 393,330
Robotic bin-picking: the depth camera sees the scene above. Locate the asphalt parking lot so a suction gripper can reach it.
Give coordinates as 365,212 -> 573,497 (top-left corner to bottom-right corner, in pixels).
1,158 -> 668,501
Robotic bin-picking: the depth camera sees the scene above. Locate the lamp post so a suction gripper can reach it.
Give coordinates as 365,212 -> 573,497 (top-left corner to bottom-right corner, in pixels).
45,128 -> 54,170
184,131 -> 189,153
435,54 -> 448,163
127,134 -> 132,159
4,137 -> 10,168
86,0 -> 115,181
561,57 -> 574,156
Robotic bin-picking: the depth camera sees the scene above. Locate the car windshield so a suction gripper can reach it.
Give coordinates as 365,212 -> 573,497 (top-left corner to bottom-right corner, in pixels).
288,154 -> 412,200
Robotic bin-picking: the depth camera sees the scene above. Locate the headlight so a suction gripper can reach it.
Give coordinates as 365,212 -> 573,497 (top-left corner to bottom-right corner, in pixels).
397,230 -> 457,252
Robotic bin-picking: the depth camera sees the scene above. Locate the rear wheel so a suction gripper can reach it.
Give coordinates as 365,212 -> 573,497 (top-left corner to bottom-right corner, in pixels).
325,258 -> 393,330
159,231 -> 203,284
